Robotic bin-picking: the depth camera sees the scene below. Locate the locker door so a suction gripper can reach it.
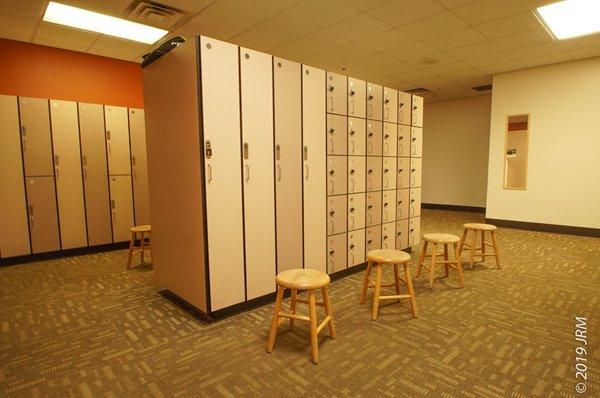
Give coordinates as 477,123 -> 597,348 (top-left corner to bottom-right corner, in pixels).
366,157 -> 382,192
274,57 -> 303,273
347,229 -> 365,267
109,175 -> 134,242
105,106 -> 131,175
366,120 -> 382,156
0,95 -> 30,257
19,97 -> 53,176
201,36 -> 245,310
382,157 -> 397,190
366,82 -> 383,121
366,225 -> 381,253
398,91 -> 412,125
347,117 -> 366,156
241,47 -> 276,300
383,122 -> 397,157
397,125 -> 410,157
326,72 -> 347,115
411,127 -> 423,158
129,108 -> 150,226
302,65 -> 327,272
382,190 -> 396,223
347,193 -> 365,231
396,219 -> 408,250
396,188 -> 410,220
347,77 -> 366,118
412,95 -> 423,127
25,177 -> 60,253
381,222 -> 395,250
327,195 -> 347,236
410,187 -> 422,217
410,158 -> 422,188
327,233 -> 347,273
327,156 -> 347,196
79,103 -> 112,246
327,114 -> 347,155
383,87 -> 397,123
397,158 -> 410,189
366,191 -> 381,227
50,99 -> 87,249
348,156 -> 365,193
409,217 -> 421,246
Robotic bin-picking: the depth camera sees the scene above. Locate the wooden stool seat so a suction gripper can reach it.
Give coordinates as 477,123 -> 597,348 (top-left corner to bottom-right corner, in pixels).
463,223 -> 497,231
460,223 -> 501,269
417,233 -> 464,289
130,225 -> 152,233
267,269 -> 335,364
360,250 -> 417,320
126,225 -> 152,269
423,233 -> 460,244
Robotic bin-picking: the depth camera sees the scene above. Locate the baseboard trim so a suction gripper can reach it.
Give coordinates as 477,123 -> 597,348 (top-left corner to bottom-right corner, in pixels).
0,242 -> 130,267
485,218 -> 600,238
422,203 -> 486,213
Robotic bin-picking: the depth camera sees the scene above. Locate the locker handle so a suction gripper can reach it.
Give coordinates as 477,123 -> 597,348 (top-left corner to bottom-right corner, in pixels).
384,177 -> 388,188
398,143 -> 403,154
351,100 -> 355,114
303,146 -> 308,161
108,142 -> 112,154
368,104 -> 373,116
54,154 -> 59,166
106,130 -> 111,140
131,155 -> 136,166
350,140 -> 355,153
410,205 -> 415,215
275,144 -> 281,160
385,108 -> 389,120
133,167 -> 137,180
329,220 -> 334,234
349,216 -> 354,229
304,165 -> 309,180
329,179 -> 334,194
277,164 -> 281,181
243,143 -> 249,160
350,179 -> 355,192
207,164 -> 212,182
329,96 -> 334,111
368,178 -> 372,189
83,167 -> 88,180
111,199 -> 115,209
329,138 -> 334,153
383,210 -> 388,221
28,204 -> 34,215
384,142 -> 388,154
412,144 -> 416,155
245,164 -> 250,182
82,155 -> 87,165
411,175 -> 415,186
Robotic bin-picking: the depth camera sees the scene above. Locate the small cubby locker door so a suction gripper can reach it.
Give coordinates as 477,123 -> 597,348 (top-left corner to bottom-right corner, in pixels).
398,91 -> 412,126
327,113 -> 347,156
347,229 -> 365,267
326,72 -> 347,116
348,117 -> 365,156
382,190 -> 396,223
347,77 -> 366,118
327,233 -> 347,273
347,193 -> 365,231
366,82 -> 382,121
328,195 -> 347,236
381,222 -> 395,250
383,87 -> 397,123
327,155 -> 347,196
348,156 -> 365,194
366,225 -> 382,253
410,188 -> 421,217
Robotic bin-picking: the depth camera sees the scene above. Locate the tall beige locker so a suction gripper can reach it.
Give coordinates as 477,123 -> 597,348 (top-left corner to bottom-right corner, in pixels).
26,176 -> 60,253
200,36 -> 245,310
0,95 -> 30,257
79,103 -> 112,245
19,97 -> 53,176
302,65 -> 326,273
326,72 -> 347,115
129,108 -> 151,226
105,105 -> 131,175
274,57 -> 303,273
109,175 -> 134,242
240,47 -> 276,300
50,99 -> 87,249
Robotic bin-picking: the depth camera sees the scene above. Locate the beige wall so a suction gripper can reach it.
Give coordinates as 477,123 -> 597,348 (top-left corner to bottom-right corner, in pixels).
422,95 -> 491,207
487,57 -> 600,228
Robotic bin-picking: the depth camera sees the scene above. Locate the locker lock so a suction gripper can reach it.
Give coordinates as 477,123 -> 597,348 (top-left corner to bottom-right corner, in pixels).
328,85 -> 334,92
350,130 -> 355,136
383,235 -> 388,240
411,199 -> 415,203
368,95 -> 373,100
411,168 -> 416,172
350,169 -> 355,174
397,200 -> 402,205
410,228 -> 414,233
397,232 -> 402,236
329,250 -> 335,255
303,146 -> 308,161
350,244 -> 355,249
367,239 -> 372,244
275,144 -> 281,160
384,134 -> 389,139
399,102 -> 404,107
384,168 -> 389,173
399,136 -> 403,140
329,210 -> 335,216
54,155 -> 60,165
21,126 -> 26,136
329,128 -> 335,134
368,205 -> 373,209
412,137 -> 416,141
106,130 -> 111,140
350,90 -> 355,96
329,169 -> 335,176
243,143 -> 249,159
399,168 -> 403,172
28,205 -> 33,215
350,207 -> 355,212
384,99 -> 389,104
368,169 -> 373,174
383,202 -> 388,207
368,132 -> 373,137
205,140 -> 212,159
413,105 -> 417,110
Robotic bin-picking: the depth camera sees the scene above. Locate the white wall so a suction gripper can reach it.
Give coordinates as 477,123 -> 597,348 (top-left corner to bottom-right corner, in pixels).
422,95 -> 491,207
487,57 -> 600,228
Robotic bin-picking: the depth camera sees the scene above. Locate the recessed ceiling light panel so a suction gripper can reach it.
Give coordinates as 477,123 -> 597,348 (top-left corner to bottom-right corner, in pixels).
43,1 -> 168,44
536,0 -> 600,40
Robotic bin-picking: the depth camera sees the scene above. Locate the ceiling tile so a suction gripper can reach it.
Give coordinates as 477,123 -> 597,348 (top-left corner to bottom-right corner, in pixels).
424,27 -> 486,51
340,52 -> 398,71
520,52 -> 571,68
0,0 -> 48,19
556,34 -> 600,51
342,0 -> 391,11
160,0 -> 223,13
451,0 -> 533,25
399,10 -> 467,39
493,29 -> 551,50
386,41 -> 439,60
324,13 -> 392,42
464,52 -> 515,68
356,28 -> 417,51
0,14 -> 37,41
452,74 -> 492,89
508,42 -> 561,60
568,45 -> 600,61
230,31 -> 282,51
367,0 -> 444,27
201,0 -> 300,30
270,44 -> 315,61
33,22 -> 100,52
473,11 -> 543,39
444,68 -> 487,80
289,31 -> 350,54
372,61 -> 417,75
425,61 -> 472,75
176,15 -> 243,41
478,60 -> 524,74
405,51 -> 456,68
393,69 -> 437,84
435,0 -> 475,8
87,35 -> 150,59
446,41 -> 503,59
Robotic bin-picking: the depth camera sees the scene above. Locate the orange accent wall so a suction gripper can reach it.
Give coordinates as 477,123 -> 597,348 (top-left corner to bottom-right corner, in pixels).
0,38 -> 143,108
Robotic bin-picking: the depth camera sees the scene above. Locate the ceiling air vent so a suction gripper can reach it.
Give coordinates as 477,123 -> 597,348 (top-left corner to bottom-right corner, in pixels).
405,88 -> 430,95
472,84 -> 492,92
126,1 -> 185,29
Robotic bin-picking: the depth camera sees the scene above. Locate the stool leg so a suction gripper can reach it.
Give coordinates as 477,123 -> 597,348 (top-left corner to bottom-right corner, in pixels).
416,241 -> 428,278
480,230 -> 486,263
444,244 -> 449,277
371,264 -> 382,320
393,264 -> 401,302
360,261 -> 373,304
266,286 -> 285,353
454,243 -> 464,288
126,231 -> 135,269
321,287 -> 336,339
428,243 -> 437,288
459,228 -> 468,254
404,264 -> 418,318
469,230 -> 476,269
289,289 -> 297,330
140,231 -> 145,264
309,290 -> 319,364
491,230 -> 501,269
147,231 -> 152,262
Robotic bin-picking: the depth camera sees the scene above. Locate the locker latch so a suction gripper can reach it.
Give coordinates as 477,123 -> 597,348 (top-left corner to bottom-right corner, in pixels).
106,130 -> 111,140
205,140 -> 212,159
383,202 -> 388,207
368,95 -> 373,100
21,126 -> 26,136
329,210 -> 335,216
131,156 -> 136,166
111,200 -> 115,209
329,170 -> 334,176
275,144 -> 280,160
384,99 -> 389,104
399,102 -> 404,107
303,146 -> 308,161
328,85 -> 334,92
243,143 -> 249,160
328,128 -> 335,135
350,130 -> 355,136
329,250 -> 335,255
28,205 -> 33,215
54,155 -> 59,165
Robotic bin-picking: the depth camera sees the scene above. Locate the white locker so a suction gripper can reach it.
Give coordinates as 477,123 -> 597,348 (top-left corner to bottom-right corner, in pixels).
348,156 -> 365,194
347,193 -> 365,231
396,219 -> 409,250
109,175 -> 134,242
397,125 -> 410,157
366,120 -> 382,156
201,36 -> 245,310
398,91 -> 412,125
412,95 -> 423,127
240,47 -> 276,300
397,158 -> 410,189
326,72 -> 347,115
347,77 -> 366,118
327,114 -> 347,155
302,65 -> 326,273
327,195 -> 347,236
274,57 -> 303,273
382,190 -> 396,223
411,158 -> 422,188
411,127 -> 423,158
410,187 -> 421,217
383,87 -> 397,123
396,188 -> 410,220
348,117 -> 366,156
104,105 -> 131,175
409,217 -> 421,247
129,108 -> 151,226
327,233 -> 347,273
381,222 -> 395,250
0,95 -> 30,257
327,155 -> 347,196
382,157 -> 397,190
19,97 -> 53,177
347,229 -> 365,267
366,82 -> 382,121
383,122 -> 397,157
50,99 -> 87,249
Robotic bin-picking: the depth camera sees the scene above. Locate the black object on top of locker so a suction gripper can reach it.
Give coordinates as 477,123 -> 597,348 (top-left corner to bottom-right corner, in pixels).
141,36 -> 186,68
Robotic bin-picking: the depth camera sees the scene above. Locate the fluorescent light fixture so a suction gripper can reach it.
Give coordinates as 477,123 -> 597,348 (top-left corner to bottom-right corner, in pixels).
536,0 -> 600,40
43,1 -> 168,44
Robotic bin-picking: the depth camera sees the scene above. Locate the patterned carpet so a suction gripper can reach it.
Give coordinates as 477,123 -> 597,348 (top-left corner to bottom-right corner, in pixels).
1,209 -> 599,397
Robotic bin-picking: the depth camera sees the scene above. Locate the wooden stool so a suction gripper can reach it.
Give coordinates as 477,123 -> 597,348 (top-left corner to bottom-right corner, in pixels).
266,269 -> 336,364
360,249 -> 417,320
460,223 -> 501,269
126,225 -> 152,269
416,233 -> 464,289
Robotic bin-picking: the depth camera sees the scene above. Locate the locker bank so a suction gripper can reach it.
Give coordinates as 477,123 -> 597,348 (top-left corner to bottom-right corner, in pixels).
0,1 -> 599,396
